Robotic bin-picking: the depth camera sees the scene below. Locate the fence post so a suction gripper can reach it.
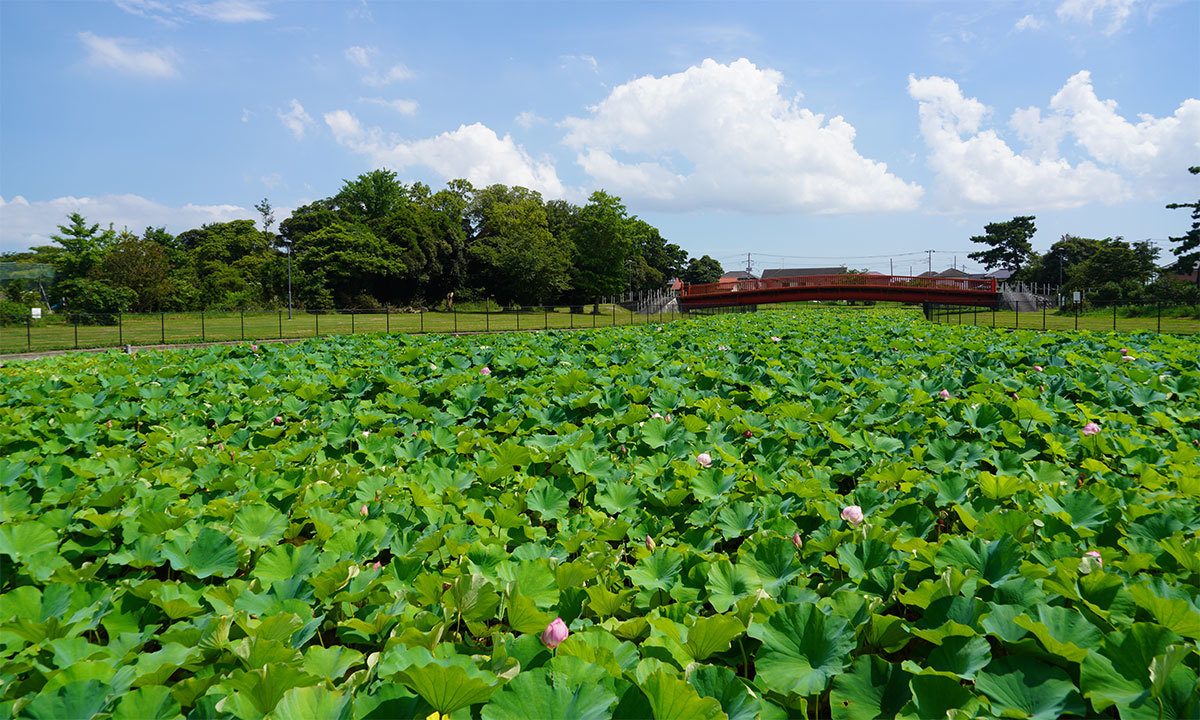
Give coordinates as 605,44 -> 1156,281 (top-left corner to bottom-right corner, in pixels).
26,316 -> 31,352
201,310 -> 205,341
992,306 -> 995,328
516,307 -> 520,331
420,310 -> 423,333
485,298 -> 489,332
1043,305 -> 1046,331
612,304 -> 615,327
1075,302 -> 1079,331
1112,304 -> 1117,331
240,310 -> 245,341
593,307 -> 596,328
351,310 -> 355,334
315,311 -> 319,337
160,312 -> 165,345
386,306 -> 390,334
1157,302 -> 1161,333
119,312 -> 123,346
279,310 -> 283,339
454,306 -> 458,334
1015,306 -> 1019,330
74,313 -> 79,349
544,306 -> 548,331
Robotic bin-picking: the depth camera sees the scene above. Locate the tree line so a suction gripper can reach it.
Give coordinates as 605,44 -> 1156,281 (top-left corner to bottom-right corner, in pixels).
1,171 -> 729,318
966,168 -> 1200,305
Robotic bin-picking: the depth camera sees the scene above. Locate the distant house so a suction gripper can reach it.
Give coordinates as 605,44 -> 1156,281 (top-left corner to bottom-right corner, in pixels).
760,267 -> 847,279
938,268 -> 971,279
1165,260 -> 1199,285
668,277 -> 683,291
718,270 -> 758,287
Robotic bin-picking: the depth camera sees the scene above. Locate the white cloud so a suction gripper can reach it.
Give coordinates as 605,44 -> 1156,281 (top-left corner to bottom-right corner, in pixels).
183,1 -> 272,22
1048,71 -> 1200,184
360,97 -> 419,116
561,55 -> 599,73
325,113 -> 566,197
515,111 -> 547,128
78,31 -> 178,78
277,99 -> 314,139
909,71 -> 1200,211
241,107 -> 253,122
909,73 -> 1155,211
323,109 -> 363,143
1056,0 -> 1140,34
562,58 -> 923,213
114,0 -> 177,25
363,64 -> 414,87
1015,14 -> 1044,30
345,45 -> 375,68
0,194 -> 246,252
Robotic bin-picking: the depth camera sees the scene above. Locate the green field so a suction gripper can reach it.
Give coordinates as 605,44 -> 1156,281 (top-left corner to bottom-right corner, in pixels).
2,309 -> 1198,718
931,304 -> 1200,335
0,304 -> 683,355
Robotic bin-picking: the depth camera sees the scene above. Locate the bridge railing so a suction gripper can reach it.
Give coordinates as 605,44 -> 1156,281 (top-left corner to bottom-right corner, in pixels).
682,274 -> 997,298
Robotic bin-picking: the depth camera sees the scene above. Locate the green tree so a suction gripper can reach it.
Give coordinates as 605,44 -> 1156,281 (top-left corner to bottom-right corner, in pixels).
570,191 -> 633,305
627,218 -> 687,291
968,216 -> 1036,273
334,169 -> 409,223
1166,166 -> 1200,290
469,196 -> 572,305
1066,237 -> 1159,295
682,255 -> 723,285
1023,234 -> 1100,286
50,212 -> 115,283
97,231 -> 175,312
177,220 -> 277,309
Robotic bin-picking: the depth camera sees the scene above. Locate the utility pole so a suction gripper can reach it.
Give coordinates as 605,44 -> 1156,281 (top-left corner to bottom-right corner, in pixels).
890,258 -> 893,275
926,250 -> 934,273
746,252 -> 752,274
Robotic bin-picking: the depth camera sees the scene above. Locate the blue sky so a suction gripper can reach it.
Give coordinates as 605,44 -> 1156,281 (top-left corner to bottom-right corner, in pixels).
1,0 -> 1197,275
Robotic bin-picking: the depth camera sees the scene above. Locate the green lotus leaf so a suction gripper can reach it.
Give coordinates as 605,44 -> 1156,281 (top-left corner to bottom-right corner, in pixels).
934,535 -> 1021,584
162,527 -> 239,579
111,685 -> 182,720
683,614 -> 745,662
481,667 -> 617,720
267,685 -> 352,720
629,548 -> 683,594
705,559 -> 761,613
926,635 -> 991,679
1080,623 -> 1181,714
974,657 -> 1086,720
898,673 -> 981,719
232,504 -> 288,549
639,670 -> 726,720
1013,605 -> 1104,663
688,665 -> 759,720
0,520 -> 58,561
302,646 -> 363,681
739,536 -> 803,592
25,680 -> 111,720
748,602 -> 855,697
831,655 -> 912,720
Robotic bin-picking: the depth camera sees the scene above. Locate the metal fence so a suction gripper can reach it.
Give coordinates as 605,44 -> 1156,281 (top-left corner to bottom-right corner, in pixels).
925,299 -> 1200,335
0,303 -> 687,355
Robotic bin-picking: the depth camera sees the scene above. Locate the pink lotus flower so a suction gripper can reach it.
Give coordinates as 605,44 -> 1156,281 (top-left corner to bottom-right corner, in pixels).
1120,348 -> 1129,355
1082,422 -> 1101,436
273,416 -> 283,424
697,452 -> 713,467
841,505 -> 865,525
744,430 -> 753,438
106,420 -> 112,428
939,389 -> 951,400
665,414 -> 672,422
359,504 -> 369,517
1085,550 -> 1102,566
371,561 -> 382,570
480,366 -> 491,376
217,442 -> 224,451
645,535 -> 656,550
1033,365 -> 1043,372
770,336 -> 781,342
791,532 -> 803,550
361,430 -> 370,438
541,618 -> 569,649
651,413 -> 663,419
718,345 -> 728,351
251,344 -> 259,352
1123,355 -> 1135,361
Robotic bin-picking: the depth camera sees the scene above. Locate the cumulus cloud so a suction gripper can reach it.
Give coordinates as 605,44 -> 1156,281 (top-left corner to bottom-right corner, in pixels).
278,99 -> 314,139
78,31 -> 178,78
1056,0 -> 1140,34
344,45 -> 413,86
1015,14 -> 1044,31
561,58 -> 923,213
0,194 -> 246,252
908,71 -> 1198,211
345,45 -> 375,68
363,64 -> 413,87
324,112 -> 566,197
515,111 -> 547,128
360,97 -> 419,116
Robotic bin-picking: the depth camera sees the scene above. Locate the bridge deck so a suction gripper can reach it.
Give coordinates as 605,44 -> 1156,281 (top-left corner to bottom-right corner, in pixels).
680,274 -> 999,309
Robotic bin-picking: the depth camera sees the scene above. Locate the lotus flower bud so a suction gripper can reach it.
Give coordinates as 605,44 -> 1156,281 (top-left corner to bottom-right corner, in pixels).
274,416 -> 283,424
791,532 -> 803,549
697,452 -> 713,467
1082,422 -> 1101,436
939,389 -> 951,400
541,618 -> 569,649
371,561 -> 382,570
651,413 -> 663,419
1085,550 -> 1102,566
361,430 -> 370,438
480,366 -> 491,376
1033,365 -> 1043,372
359,504 -> 369,517
841,505 -> 865,526
665,414 -> 672,422
1120,348 -> 1129,355
645,535 -> 656,550
744,430 -> 753,438
770,336 -> 781,342
251,344 -> 258,352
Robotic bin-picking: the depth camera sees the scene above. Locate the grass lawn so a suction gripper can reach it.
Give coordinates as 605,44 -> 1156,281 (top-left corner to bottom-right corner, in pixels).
0,304 -> 685,354
933,305 -> 1200,335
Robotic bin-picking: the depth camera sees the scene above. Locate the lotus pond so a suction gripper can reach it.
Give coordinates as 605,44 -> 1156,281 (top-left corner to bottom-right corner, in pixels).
1,309 -> 1198,719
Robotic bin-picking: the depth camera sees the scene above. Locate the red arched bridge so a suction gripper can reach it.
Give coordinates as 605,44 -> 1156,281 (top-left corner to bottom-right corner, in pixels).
679,273 -> 999,310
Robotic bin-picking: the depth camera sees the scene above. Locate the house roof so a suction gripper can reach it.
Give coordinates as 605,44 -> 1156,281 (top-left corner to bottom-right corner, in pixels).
720,270 -> 757,280
760,267 -> 847,279
938,268 -> 971,278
